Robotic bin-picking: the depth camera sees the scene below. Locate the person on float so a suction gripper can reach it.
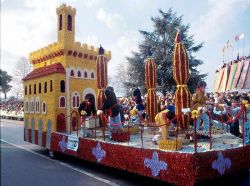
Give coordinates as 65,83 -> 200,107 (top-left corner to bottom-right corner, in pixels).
78,96 -> 97,137
191,81 -> 210,132
101,86 -> 123,136
212,94 -> 231,131
154,107 -> 176,144
130,88 -> 145,125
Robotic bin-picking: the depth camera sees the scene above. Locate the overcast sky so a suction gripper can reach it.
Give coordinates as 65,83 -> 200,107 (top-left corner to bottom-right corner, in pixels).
1,0 -> 250,92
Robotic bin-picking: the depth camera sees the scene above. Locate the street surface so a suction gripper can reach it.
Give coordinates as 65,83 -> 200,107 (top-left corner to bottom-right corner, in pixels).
1,119 -> 249,186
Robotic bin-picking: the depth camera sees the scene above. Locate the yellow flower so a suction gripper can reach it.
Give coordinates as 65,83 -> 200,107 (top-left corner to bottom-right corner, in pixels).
242,100 -> 248,105
130,108 -> 138,116
245,103 -> 250,109
191,110 -> 200,119
81,110 -> 87,116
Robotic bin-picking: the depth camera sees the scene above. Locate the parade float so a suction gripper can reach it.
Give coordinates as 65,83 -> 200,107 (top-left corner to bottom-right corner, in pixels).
23,4 -> 250,186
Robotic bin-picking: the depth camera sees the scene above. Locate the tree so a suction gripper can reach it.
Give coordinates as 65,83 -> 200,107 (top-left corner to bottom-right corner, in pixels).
122,9 -> 207,94
15,57 -> 32,78
10,57 -> 31,99
0,70 -> 12,100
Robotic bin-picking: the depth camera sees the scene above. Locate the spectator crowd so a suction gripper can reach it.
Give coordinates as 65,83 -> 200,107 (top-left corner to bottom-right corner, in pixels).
0,98 -> 24,121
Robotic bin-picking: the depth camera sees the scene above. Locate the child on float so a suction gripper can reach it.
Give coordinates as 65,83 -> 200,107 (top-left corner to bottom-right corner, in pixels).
101,86 -> 123,136
153,108 -> 176,143
212,94 -> 230,131
78,96 -> 97,137
191,81 -> 210,132
130,88 -> 145,125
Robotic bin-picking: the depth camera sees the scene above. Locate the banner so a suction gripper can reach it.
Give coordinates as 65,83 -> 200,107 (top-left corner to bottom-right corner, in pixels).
232,61 -> 244,89
237,60 -> 249,89
244,121 -> 250,145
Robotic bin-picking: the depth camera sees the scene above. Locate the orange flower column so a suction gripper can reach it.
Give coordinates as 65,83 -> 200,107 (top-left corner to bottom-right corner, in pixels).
145,53 -> 158,122
173,32 -> 191,129
96,46 -> 108,109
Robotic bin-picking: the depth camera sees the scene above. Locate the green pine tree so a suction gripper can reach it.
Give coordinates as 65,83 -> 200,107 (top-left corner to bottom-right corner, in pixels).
123,9 -> 207,95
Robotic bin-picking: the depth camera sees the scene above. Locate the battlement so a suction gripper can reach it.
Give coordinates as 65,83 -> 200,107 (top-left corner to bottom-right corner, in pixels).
29,41 -> 111,65
75,42 -> 111,56
56,3 -> 76,15
29,42 -> 63,62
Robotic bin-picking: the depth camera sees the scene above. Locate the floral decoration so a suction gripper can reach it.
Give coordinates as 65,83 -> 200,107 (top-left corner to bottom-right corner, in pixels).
212,151 -> 231,175
144,151 -> 168,177
92,142 -> 106,162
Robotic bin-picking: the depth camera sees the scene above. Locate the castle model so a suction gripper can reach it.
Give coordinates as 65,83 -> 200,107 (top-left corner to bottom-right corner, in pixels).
23,4 -> 111,136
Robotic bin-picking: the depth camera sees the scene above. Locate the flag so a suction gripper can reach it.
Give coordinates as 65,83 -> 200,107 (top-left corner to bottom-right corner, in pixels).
235,33 -> 245,41
235,34 -> 239,41
222,46 -> 225,53
239,33 -> 245,40
226,40 -> 230,48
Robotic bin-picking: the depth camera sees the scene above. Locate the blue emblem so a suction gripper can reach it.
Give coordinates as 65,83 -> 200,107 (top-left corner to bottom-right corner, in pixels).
92,142 -> 106,162
59,136 -> 67,152
212,151 -> 231,175
144,151 -> 168,177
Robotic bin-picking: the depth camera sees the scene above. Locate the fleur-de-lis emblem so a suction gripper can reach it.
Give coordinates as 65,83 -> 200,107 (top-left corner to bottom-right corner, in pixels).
212,152 -> 231,175
92,142 -> 106,162
144,151 -> 168,177
59,136 -> 67,152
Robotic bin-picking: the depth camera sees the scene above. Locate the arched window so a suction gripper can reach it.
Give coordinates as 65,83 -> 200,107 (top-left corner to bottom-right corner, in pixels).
84,71 -> 88,78
77,96 -> 79,106
59,14 -> 62,30
60,80 -> 65,92
67,14 -> 72,31
50,80 -> 53,92
25,86 -> 27,95
35,97 -> 40,113
44,82 -> 47,93
42,102 -> 46,114
39,83 -> 42,93
72,92 -> 80,108
34,84 -> 36,94
91,72 -> 95,79
30,97 -> 34,113
25,98 -> 29,113
70,70 -> 74,76
78,71 -> 81,77
59,96 -> 66,108
29,85 -> 32,95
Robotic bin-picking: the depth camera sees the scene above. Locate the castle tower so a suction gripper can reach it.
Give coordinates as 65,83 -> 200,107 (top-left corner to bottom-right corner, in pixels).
56,4 -> 76,47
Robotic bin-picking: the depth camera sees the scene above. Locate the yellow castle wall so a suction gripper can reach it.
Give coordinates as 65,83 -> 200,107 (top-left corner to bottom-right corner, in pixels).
24,73 -> 66,132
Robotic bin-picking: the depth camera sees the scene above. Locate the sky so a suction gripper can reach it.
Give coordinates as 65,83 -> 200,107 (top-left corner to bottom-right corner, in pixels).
1,0 -> 250,94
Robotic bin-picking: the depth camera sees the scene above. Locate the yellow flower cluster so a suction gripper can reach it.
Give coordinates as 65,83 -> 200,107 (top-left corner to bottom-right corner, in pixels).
242,100 -> 250,109
191,110 -> 200,119
81,110 -> 87,116
130,108 -> 138,116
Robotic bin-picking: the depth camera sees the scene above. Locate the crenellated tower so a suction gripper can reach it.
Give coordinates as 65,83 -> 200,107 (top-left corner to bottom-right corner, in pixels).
56,4 -> 76,47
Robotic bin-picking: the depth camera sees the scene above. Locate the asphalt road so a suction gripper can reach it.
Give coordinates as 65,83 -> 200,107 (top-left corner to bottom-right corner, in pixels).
1,119 -> 249,186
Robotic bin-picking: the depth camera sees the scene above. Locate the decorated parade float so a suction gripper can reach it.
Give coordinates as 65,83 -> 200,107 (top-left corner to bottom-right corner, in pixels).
23,4 -> 250,186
